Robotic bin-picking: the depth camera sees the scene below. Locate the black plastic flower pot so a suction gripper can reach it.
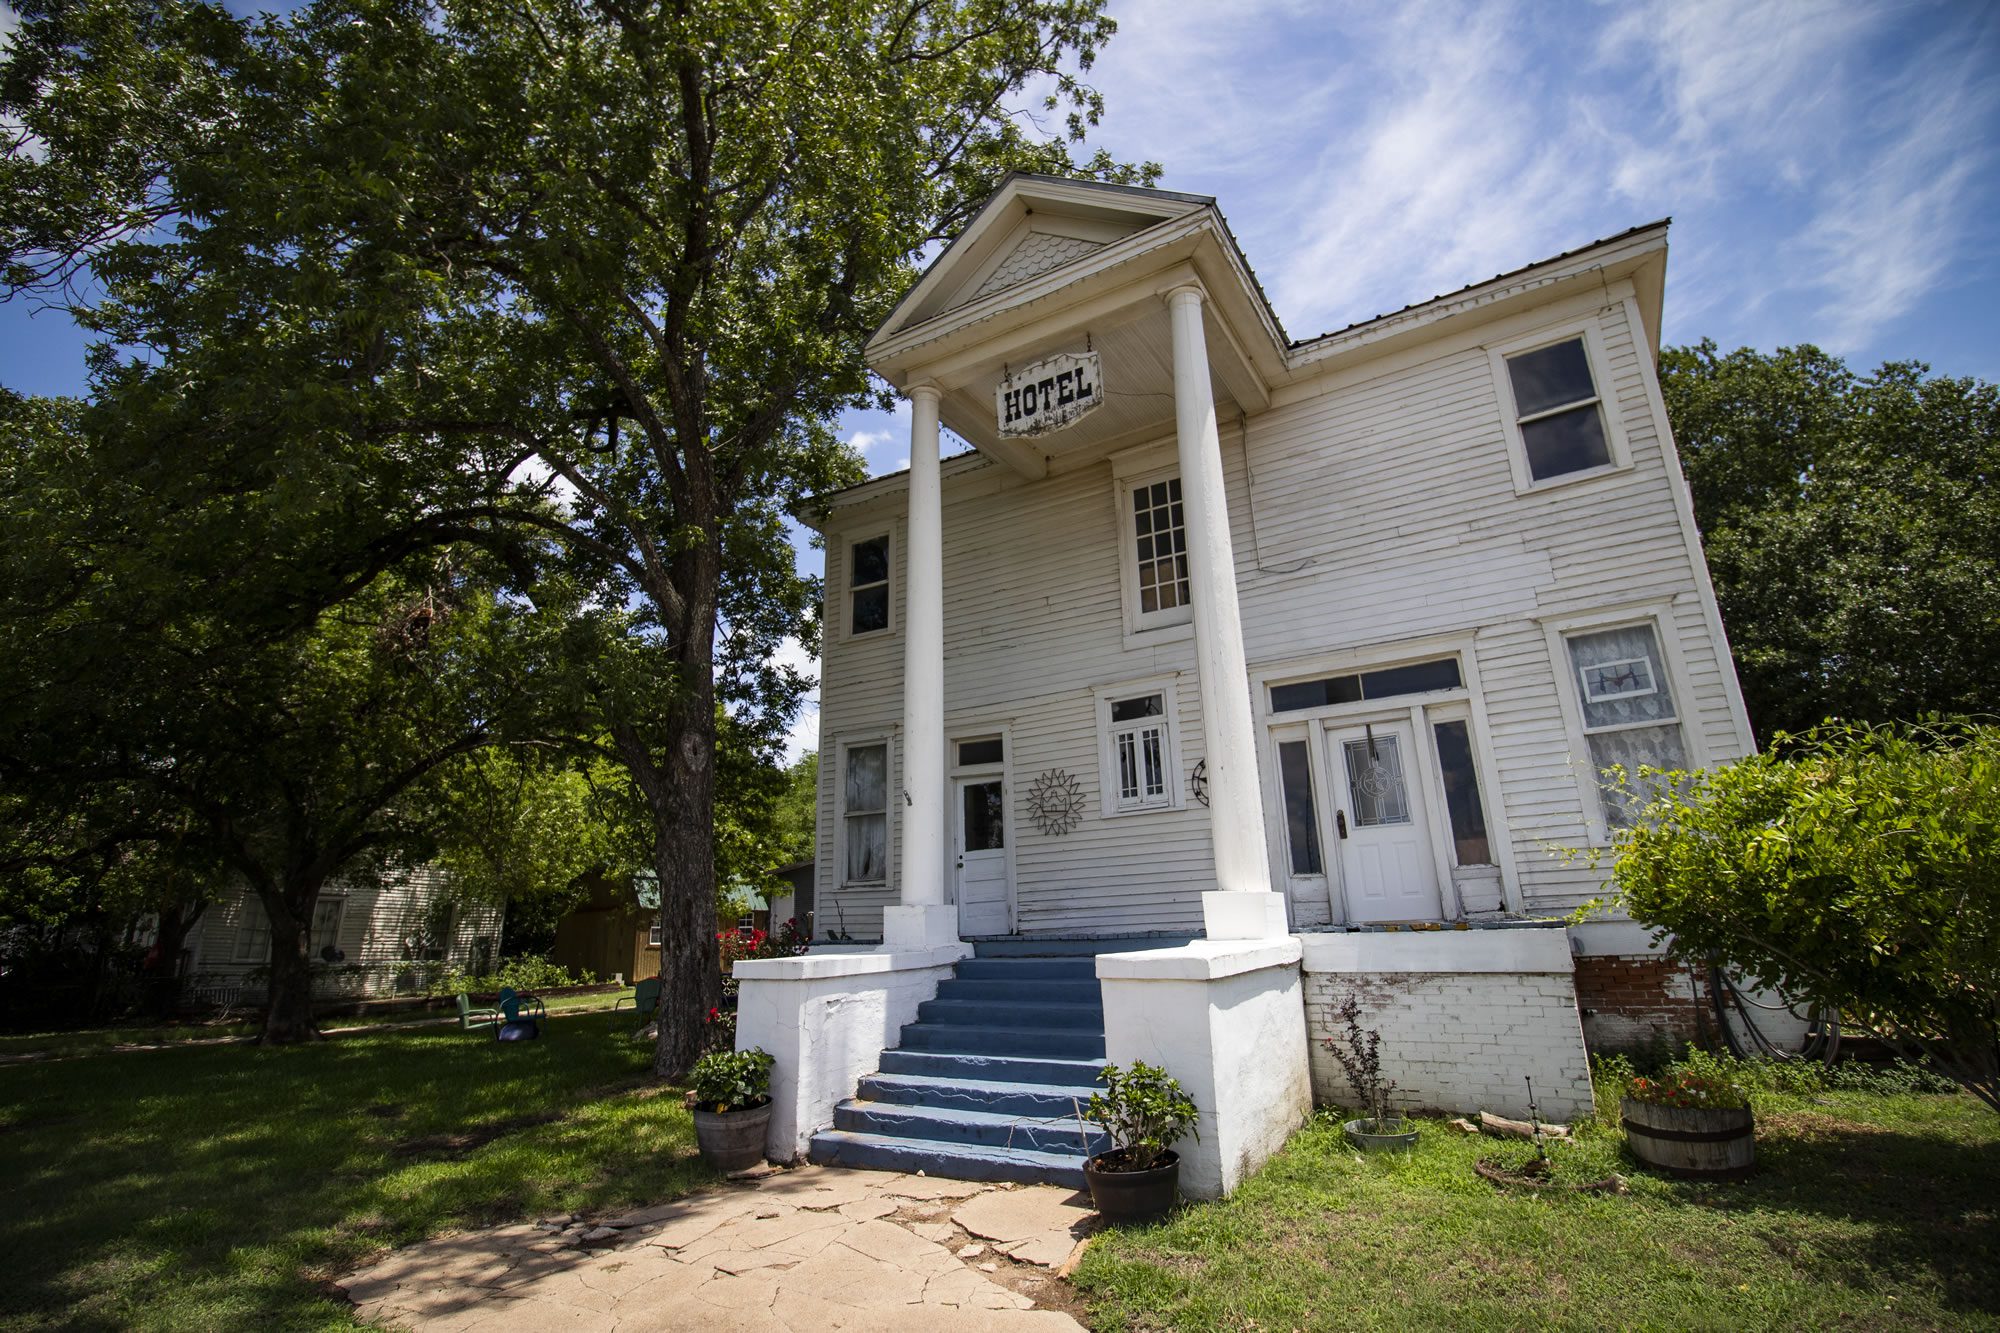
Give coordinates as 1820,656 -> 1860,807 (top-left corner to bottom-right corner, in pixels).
1084,1149 -> 1181,1223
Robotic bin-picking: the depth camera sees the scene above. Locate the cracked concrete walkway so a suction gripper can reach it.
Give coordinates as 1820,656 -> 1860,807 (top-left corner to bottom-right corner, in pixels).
338,1166 -> 1099,1331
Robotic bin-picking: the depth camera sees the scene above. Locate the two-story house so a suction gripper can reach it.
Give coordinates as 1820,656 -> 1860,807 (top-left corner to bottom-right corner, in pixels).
736,174 -> 1754,1198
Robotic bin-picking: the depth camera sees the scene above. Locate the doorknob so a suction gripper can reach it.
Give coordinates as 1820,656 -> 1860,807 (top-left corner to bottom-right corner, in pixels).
1336,810 -> 1349,839
955,856 -> 965,868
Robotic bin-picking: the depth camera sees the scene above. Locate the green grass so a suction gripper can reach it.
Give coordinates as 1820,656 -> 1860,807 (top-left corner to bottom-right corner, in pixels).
0,1009 -> 711,1330
1076,1081 -> 2000,1331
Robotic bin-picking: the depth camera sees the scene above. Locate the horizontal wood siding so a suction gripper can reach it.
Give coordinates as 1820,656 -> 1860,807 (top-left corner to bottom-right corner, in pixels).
818,294 -> 1752,930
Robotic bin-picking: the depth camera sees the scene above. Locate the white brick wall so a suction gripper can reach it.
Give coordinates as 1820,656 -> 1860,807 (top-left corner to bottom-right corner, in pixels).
1302,965 -> 1594,1123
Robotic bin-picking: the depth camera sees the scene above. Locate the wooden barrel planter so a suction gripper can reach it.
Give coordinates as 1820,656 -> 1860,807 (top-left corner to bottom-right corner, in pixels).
1620,1097 -> 1755,1180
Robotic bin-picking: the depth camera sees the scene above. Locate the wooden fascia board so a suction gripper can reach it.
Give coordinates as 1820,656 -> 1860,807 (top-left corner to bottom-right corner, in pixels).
801,452 -> 1001,530
1284,226 -> 1671,377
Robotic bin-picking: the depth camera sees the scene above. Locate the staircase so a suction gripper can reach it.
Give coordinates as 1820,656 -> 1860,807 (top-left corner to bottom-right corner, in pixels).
807,943 -> 1114,1188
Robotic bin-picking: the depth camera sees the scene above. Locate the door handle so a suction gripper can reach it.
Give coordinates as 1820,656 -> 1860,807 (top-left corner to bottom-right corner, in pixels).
1336,810 -> 1349,839
955,856 -> 965,868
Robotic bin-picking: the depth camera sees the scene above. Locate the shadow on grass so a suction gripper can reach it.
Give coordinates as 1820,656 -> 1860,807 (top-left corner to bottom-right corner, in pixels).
0,1014 -> 713,1330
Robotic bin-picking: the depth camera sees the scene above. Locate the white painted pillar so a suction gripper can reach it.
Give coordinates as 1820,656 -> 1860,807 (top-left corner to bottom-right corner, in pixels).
881,383 -> 959,951
1166,285 -> 1287,940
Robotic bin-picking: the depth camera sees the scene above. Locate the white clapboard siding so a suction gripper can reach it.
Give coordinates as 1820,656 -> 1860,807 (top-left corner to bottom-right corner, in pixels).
817,295 -> 1752,932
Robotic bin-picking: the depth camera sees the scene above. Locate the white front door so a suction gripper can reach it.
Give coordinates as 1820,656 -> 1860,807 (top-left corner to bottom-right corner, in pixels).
1326,721 -> 1444,922
954,775 -> 1011,936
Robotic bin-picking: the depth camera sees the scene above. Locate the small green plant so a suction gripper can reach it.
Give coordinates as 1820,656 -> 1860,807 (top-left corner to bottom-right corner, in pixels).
1085,1060 -> 1198,1172
689,1047 -> 775,1113
425,955 -> 597,998
1324,994 -> 1402,1130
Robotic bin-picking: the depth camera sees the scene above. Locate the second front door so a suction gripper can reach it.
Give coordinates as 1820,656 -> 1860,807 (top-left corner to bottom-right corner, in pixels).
1325,720 -> 1444,922
955,775 -> 1011,936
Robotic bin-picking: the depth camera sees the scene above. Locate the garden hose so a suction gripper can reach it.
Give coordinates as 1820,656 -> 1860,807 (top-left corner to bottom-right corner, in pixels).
1708,961 -> 1840,1065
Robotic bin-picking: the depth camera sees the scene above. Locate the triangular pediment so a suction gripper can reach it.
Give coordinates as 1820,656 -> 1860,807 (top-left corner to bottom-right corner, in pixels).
870,174 -> 1212,352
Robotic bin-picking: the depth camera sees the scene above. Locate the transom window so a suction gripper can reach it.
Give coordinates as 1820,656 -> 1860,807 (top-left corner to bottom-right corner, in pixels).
957,736 -> 1003,767
849,534 -> 890,635
843,742 -> 889,883
1269,657 -> 1462,714
1564,622 -> 1687,828
1504,336 -> 1613,482
1108,694 -> 1169,810
1131,478 -> 1189,616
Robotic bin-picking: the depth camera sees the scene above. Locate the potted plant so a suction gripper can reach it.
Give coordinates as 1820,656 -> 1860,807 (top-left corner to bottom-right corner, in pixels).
688,1046 -> 776,1173
1620,1069 -> 1754,1180
1325,995 -> 1417,1149
1082,1060 -> 1198,1222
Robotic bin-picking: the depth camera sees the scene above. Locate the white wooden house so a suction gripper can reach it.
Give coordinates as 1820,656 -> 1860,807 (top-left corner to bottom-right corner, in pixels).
736,175 -> 1754,1198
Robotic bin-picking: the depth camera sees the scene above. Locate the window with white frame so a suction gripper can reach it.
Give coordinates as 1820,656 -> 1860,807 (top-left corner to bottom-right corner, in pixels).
842,741 -> 889,884
1097,686 -> 1180,815
1564,622 -> 1688,828
1119,473 -> 1191,630
232,898 -> 269,963
1500,334 -> 1616,484
647,921 -> 662,948
849,534 -> 890,635
310,897 -> 346,960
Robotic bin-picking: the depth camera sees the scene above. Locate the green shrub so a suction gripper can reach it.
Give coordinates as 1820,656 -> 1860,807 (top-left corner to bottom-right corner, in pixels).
1608,720 -> 2000,1113
425,955 -> 597,998
1086,1060 -> 1198,1171
689,1047 -> 774,1113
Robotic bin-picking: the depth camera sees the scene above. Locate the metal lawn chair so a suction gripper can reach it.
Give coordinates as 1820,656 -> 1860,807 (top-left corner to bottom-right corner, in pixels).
455,993 -> 501,1031
613,976 -> 663,1026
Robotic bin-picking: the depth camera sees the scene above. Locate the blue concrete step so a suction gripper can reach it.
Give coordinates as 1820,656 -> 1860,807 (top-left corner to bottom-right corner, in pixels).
953,957 -> 1098,981
971,935 -> 1192,958
856,1071 -> 1103,1118
916,998 -> 1103,1029
877,1048 -> 1106,1086
933,978 -> 1102,1005
807,1129 -> 1088,1190
833,1100 -> 1111,1156
897,1022 -> 1105,1059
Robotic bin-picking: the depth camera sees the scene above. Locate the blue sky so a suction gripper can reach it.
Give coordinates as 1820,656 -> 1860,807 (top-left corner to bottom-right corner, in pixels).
5,0 -> 1997,759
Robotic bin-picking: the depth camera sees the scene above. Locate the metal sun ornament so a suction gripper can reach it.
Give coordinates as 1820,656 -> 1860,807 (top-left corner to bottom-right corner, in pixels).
1027,768 -> 1086,836
1190,759 -> 1210,807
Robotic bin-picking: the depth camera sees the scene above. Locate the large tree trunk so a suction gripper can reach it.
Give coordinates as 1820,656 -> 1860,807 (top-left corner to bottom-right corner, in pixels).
646,692 -> 724,1080
259,886 -> 323,1044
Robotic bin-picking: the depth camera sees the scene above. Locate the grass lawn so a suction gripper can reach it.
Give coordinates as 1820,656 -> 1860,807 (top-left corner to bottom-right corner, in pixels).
1076,1079 -> 2000,1331
0,1009 -> 710,1330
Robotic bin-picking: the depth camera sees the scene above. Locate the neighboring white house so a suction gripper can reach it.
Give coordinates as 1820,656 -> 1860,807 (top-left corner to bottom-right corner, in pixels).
736,175 -> 1760,1198
183,862 -> 503,1004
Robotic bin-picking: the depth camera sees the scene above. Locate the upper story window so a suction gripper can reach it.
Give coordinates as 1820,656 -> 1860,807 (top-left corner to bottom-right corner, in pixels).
1269,657 -> 1462,713
1491,326 -> 1630,491
1114,469 -> 1194,637
849,534 -> 890,636
1095,678 -> 1184,817
1564,621 -> 1686,829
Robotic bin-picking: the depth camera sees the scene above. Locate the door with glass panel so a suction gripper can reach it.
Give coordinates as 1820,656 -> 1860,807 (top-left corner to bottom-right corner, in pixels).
1324,720 -> 1443,922
952,736 -> 1011,936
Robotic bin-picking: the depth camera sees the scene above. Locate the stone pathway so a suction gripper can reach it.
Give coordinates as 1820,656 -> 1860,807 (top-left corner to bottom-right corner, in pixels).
337,1166 -> 1100,1331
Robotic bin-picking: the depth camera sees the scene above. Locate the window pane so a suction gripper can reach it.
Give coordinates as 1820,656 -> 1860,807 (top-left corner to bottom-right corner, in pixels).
851,536 -> 889,586
1521,406 -> 1611,480
845,744 -> 887,813
311,899 -> 345,957
851,584 -> 889,634
1117,732 -> 1139,800
1432,721 -> 1491,865
1343,734 -> 1411,826
1507,338 -> 1596,417
1277,740 -> 1323,876
962,780 -> 1005,851
1568,626 -> 1676,728
1360,658 -> 1462,699
1141,728 -> 1165,796
1132,477 -> 1189,614
1270,675 -> 1362,713
957,738 -> 1003,767
846,812 -> 886,881
1587,724 -> 1688,828
1110,694 -> 1164,723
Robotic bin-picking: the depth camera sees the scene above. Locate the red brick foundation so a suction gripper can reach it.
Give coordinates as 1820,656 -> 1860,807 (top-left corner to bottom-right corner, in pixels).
1574,953 -> 1708,1055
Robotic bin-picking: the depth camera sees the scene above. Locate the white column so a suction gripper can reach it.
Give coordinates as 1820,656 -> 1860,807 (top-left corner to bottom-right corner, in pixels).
881,383 -> 960,951
1166,285 -> 1288,939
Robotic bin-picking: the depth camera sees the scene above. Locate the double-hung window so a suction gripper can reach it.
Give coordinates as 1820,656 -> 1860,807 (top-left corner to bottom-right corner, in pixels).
1493,328 -> 1626,488
1563,622 -> 1688,829
232,898 -> 269,963
310,897 -> 346,961
1096,680 -> 1182,816
842,742 -> 889,884
849,535 -> 890,636
1115,467 -> 1193,637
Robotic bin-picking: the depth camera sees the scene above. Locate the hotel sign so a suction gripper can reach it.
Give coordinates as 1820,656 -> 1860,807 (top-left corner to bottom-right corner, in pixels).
996,350 -> 1102,438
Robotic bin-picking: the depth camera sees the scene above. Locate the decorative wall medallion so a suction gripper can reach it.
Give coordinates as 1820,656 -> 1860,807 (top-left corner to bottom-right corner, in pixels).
1027,768 -> 1086,835
1190,758 -> 1210,807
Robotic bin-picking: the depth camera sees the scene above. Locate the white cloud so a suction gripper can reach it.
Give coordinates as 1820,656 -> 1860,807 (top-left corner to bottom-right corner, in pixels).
769,636 -> 821,763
